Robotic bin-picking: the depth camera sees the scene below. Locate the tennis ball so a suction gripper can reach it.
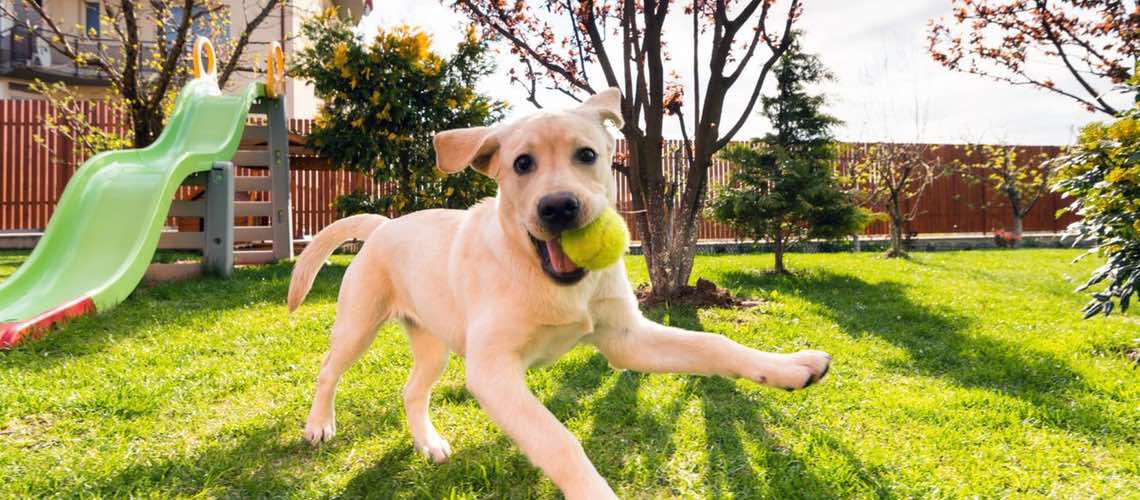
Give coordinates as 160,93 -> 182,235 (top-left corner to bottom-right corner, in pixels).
560,207 -> 630,270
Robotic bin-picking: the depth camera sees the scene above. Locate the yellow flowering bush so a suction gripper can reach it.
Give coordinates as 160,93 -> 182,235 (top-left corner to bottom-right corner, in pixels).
1052,69 -> 1140,317
292,10 -> 505,214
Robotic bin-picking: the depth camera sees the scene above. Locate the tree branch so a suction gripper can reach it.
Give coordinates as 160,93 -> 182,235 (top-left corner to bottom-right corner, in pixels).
146,0 -> 195,110
582,1 -> 622,89
566,0 -> 591,88
456,0 -> 594,94
1035,1 -> 1118,115
119,0 -> 143,104
219,0 -> 281,87
723,0 -> 769,85
716,0 -> 799,149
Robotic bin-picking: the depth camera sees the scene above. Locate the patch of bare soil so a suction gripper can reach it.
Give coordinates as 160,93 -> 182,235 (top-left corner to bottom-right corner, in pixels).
636,278 -> 763,309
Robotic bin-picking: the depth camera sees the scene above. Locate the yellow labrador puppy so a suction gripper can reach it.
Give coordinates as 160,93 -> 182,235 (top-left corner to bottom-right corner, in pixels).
287,88 -> 831,498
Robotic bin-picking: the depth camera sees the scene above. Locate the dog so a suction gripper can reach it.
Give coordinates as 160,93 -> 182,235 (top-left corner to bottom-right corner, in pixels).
287,88 -> 831,498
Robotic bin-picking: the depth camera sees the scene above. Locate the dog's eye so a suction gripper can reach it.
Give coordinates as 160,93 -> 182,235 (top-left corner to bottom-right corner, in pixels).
513,154 -> 535,175
575,147 -> 597,165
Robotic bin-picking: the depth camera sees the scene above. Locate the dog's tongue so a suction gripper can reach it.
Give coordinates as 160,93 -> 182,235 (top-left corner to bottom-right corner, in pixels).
546,238 -> 581,275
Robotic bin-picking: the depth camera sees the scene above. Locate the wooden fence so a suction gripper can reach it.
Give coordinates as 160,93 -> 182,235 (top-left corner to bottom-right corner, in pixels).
835,143 -> 1079,235
1,99 -> 1078,240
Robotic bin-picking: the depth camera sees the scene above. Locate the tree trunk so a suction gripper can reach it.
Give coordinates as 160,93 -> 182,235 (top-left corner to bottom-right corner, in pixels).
852,233 -> 861,252
887,212 -> 906,258
886,193 -> 906,258
630,107 -> 710,303
630,137 -> 681,301
131,104 -> 163,149
773,227 -> 786,273
1008,189 -> 1024,245
639,185 -> 701,300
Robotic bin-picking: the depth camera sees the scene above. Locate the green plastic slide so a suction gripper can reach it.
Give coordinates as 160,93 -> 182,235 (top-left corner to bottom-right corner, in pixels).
0,78 -> 265,347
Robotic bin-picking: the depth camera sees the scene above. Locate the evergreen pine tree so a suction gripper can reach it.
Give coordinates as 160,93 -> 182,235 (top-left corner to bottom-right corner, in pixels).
709,34 -> 864,273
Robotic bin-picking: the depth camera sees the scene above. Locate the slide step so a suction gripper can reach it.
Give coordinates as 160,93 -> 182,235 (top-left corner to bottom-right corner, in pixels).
158,231 -> 204,250
233,150 -> 271,168
235,175 -> 271,192
235,226 -> 274,242
235,250 -> 275,265
241,126 -> 268,143
144,263 -> 203,283
235,201 -> 273,217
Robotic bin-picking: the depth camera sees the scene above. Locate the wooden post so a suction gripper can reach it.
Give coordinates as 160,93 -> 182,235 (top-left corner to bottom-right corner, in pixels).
265,98 -> 293,260
204,161 -> 234,277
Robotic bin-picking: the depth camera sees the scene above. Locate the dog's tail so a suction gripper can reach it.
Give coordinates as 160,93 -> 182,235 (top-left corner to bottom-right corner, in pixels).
288,213 -> 388,313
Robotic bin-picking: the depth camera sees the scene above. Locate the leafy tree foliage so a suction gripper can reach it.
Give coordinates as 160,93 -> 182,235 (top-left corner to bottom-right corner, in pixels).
292,12 -> 505,214
957,144 -> 1055,241
707,38 -> 862,273
1053,71 -> 1140,317
928,0 -> 1137,116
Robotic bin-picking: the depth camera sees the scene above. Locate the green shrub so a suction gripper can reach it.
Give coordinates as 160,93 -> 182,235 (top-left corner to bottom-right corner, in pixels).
1052,70 -> 1139,317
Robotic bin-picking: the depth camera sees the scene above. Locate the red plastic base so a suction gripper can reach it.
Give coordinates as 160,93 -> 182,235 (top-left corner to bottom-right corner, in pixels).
0,296 -> 96,349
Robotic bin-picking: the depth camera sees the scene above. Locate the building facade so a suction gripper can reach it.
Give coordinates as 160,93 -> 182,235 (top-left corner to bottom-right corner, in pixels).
0,0 -> 366,117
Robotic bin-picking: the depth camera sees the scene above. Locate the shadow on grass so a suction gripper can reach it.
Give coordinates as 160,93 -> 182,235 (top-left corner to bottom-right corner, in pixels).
1,260 -> 345,371
581,370 -> 692,489
74,418 -> 344,497
722,269 -> 1128,441
340,435 -> 546,498
343,330 -> 888,496
579,308 -> 890,497
696,376 -> 893,498
79,402 -> 535,497
338,351 -> 615,497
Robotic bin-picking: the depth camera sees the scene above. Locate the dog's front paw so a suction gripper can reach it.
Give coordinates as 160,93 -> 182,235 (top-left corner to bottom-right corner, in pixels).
787,349 -> 831,389
303,413 -> 336,445
414,432 -> 453,464
749,350 -> 831,390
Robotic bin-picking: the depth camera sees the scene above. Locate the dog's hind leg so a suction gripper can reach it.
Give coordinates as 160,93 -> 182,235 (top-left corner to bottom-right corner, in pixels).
303,267 -> 390,445
402,326 -> 452,463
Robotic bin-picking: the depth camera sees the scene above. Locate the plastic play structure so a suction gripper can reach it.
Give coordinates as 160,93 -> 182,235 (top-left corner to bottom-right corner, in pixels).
0,38 -> 293,348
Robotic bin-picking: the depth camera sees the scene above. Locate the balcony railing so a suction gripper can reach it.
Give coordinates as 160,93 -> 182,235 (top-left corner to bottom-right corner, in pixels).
1,26 -> 161,85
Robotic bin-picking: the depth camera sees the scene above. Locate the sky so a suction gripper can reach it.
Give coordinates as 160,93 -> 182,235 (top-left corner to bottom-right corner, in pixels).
357,0 -> 1129,146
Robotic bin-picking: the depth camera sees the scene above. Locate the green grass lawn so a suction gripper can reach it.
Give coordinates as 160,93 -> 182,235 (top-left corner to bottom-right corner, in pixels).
1,249 -> 1137,498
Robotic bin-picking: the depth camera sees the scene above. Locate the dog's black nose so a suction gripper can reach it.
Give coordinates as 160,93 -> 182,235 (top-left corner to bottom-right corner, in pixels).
538,192 -> 581,232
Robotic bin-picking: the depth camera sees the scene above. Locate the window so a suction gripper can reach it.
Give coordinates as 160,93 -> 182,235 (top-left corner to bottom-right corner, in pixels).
84,2 -> 100,38
165,6 -> 227,44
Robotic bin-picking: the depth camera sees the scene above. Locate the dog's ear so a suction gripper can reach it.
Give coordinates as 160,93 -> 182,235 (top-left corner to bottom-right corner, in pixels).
578,88 -> 624,129
434,126 -> 499,176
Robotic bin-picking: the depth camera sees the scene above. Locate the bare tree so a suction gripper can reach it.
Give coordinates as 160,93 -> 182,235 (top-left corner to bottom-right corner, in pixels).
848,143 -> 939,258
1,0 -> 285,147
454,0 -> 802,301
956,143 -> 1056,240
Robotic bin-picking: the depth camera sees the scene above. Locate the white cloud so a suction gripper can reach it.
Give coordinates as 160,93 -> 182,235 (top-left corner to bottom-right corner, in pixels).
356,0 -> 1122,146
